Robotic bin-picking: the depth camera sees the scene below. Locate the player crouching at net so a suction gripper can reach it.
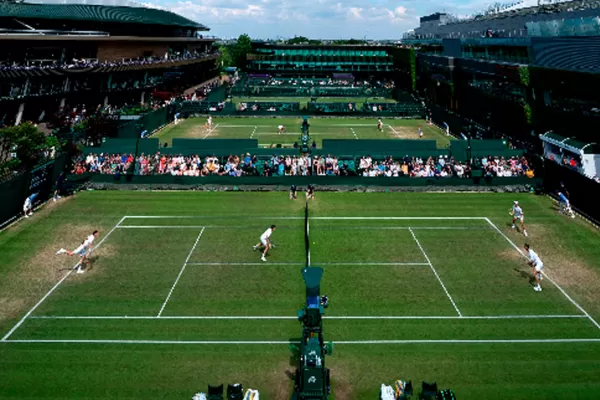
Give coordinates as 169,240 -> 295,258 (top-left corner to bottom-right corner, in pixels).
254,225 -> 276,262
56,230 -> 99,273
525,244 -> 544,292
306,184 -> 315,200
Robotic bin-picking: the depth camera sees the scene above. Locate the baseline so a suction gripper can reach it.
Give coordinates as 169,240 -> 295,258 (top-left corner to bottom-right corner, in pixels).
485,217 -> 600,330
202,123 -> 219,139
387,125 -> 401,138
5,338 -> 600,345
28,314 -> 587,320
1,216 -> 127,341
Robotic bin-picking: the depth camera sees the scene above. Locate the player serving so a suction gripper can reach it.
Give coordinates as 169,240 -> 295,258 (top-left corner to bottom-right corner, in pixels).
558,191 -> 575,218
510,200 -> 528,237
253,225 -> 276,262
525,244 -> 544,292
56,230 -> 99,273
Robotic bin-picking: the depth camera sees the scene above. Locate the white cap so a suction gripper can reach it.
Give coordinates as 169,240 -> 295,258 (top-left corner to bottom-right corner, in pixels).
514,201 -> 519,204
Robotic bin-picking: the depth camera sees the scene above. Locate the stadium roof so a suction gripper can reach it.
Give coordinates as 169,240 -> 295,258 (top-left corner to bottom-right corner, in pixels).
0,2 -> 208,30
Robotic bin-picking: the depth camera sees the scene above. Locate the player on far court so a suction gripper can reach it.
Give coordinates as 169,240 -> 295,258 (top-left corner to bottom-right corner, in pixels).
558,191 -> 575,218
206,115 -> 213,130
290,184 -> 297,200
278,124 -> 286,134
510,200 -> 528,237
377,118 -> 383,132
306,184 -> 315,200
525,244 -> 544,292
253,225 -> 276,262
418,125 -> 423,138
56,230 -> 99,273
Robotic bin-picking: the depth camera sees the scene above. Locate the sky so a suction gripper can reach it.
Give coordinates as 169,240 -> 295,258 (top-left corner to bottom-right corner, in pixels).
144,0 -> 502,39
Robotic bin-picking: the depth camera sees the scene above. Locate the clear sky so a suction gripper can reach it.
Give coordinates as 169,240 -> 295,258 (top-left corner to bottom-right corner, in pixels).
144,0 -> 496,39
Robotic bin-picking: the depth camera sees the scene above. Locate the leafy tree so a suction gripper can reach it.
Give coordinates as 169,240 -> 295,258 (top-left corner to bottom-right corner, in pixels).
231,34 -> 252,70
286,36 -> 310,45
0,122 -> 58,170
216,45 -> 233,69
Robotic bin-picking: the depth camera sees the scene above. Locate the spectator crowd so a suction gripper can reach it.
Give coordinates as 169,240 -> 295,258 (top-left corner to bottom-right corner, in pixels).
0,50 -> 219,72
71,152 -> 533,179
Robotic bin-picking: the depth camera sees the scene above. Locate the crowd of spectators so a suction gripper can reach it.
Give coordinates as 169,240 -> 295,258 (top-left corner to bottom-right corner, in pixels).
71,152 -> 533,179
247,77 -> 395,89
0,50 -> 219,72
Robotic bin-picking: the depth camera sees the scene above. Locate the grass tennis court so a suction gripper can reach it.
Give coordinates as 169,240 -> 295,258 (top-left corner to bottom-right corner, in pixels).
155,117 -> 452,148
1,192 -> 600,399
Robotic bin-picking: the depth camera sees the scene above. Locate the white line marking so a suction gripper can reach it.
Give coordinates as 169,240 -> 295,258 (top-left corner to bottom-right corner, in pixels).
157,228 -> 205,317
184,262 -> 428,266
485,218 -> 600,330
1,217 -> 126,342
5,338 -> 600,345
409,228 -> 462,317
387,124 -> 400,138
117,225 -> 488,230
202,123 -> 219,139
29,314 -> 587,320
186,262 -> 305,266
123,216 -> 305,219
250,126 -> 257,138
121,216 -> 487,220
310,217 -> 487,220
307,214 -> 311,266
351,128 -> 358,140
118,226 -> 208,229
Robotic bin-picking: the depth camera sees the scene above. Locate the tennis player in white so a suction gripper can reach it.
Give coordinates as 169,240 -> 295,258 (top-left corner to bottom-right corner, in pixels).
510,201 -> 528,237
56,230 -> 99,273
253,225 -> 276,262
525,244 -> 544,292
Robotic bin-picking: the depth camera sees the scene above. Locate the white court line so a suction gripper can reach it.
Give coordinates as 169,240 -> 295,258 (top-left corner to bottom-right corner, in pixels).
387,124 -> 401,138
1,216 -> 126,342
157,227 -> 206,317
186,262 -> 305,266
123,216 -> 305,219
5,338 -> 600,345
118,226 -> 208,229
409,228 -> 462,317
250,126 -> 257,138
485,217 -> 600,331
202,123 -> 219,139
307,214 -> 311,266
351,128 -> 358,140
310,217 -> 487,220
29,314 -> 587,320
121,216 -> 487,220
185,262 -> 428,266
117,225 -> 488,231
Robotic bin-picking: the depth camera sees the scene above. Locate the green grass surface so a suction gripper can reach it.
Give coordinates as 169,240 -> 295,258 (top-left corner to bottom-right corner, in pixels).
155,117 -> 451,148
1,192 -> 600,399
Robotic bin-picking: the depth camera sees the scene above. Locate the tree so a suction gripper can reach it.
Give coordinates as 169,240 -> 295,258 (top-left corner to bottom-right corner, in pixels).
0,122 -> 58,171
286,36 -> 310,45
216,45 -> 233,69
231,34 -> 252,70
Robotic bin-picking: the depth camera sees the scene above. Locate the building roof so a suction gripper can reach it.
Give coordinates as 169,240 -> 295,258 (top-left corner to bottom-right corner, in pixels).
0,3 -> 208,29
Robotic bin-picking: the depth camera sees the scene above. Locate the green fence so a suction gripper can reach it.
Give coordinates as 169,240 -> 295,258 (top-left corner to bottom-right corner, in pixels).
0,154 -> 67,228
117,107 -> 171,138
